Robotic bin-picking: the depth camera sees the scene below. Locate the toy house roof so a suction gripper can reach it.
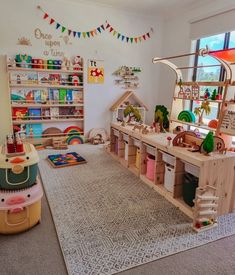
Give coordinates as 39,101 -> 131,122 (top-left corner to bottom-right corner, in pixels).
110,91 -> 149,111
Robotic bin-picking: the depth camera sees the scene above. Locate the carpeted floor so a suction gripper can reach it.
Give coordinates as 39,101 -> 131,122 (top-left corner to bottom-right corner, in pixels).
37,145 -> 235,275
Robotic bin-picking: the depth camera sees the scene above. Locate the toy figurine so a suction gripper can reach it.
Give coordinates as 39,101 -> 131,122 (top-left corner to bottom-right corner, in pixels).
73,56 -> 82,70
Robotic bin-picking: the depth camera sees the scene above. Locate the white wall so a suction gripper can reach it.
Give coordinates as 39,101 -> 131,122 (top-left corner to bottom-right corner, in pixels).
158,0 -> 235,108
0,0 -> 163,143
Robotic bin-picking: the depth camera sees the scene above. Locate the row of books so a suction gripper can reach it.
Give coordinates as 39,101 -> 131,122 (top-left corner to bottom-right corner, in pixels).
12,107 -> 84,120
11,89 -> 83,104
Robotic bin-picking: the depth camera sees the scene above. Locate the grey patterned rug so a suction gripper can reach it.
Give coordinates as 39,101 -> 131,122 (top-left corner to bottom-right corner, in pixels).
38,145 -> 235,275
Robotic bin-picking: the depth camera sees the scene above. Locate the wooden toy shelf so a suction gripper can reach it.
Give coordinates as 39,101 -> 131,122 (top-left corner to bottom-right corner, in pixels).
108,122 -> 235,223
6,55 -> 85,142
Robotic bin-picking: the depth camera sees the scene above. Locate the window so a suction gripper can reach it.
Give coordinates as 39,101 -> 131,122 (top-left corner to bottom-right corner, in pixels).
191,31 -> 235,135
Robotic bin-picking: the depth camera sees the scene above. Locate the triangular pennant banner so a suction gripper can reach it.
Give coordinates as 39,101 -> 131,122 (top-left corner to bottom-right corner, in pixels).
139,37 -> 142,42
109,27 -> 113,32
101,24 -> 105,31
77,32 -> 81,38
94,29 -> 97,35
68,29 -> 72,36
97,27 -> 101,33
73,31 -> 77,37
126,37 -> 129,43
121,35 -> 125,41
113,30 -> 117,36
50,18 -> 55,25
130,37 -> 133,43
90,31 -> 94,37
106,23 -> 110,29
134,37 -> 138,43
117,33 -> 121,39
56,23 -> 61,29
86,32 -> 90,38
142,34 -> 146,40
43,13 -> 49,19
82,32 -> 86,38
62,26 -> 66,33
147,32 -> 150,38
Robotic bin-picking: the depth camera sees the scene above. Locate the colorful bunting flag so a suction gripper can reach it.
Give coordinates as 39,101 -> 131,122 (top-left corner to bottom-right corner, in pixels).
38,7 -> 154,44
43,13 -> 49,19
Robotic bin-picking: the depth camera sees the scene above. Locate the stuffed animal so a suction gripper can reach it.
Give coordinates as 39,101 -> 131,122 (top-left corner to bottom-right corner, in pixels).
73,56 -> 82,71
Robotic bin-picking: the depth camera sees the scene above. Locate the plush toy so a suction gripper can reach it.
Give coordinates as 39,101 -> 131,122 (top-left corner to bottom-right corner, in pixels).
73,56 -> 82,70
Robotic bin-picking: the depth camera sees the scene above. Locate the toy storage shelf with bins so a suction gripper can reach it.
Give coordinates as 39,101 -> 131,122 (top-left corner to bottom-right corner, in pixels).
6,55 -> 84,144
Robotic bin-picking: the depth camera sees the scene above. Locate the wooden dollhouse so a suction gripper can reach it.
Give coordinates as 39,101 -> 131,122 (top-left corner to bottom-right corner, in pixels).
110,91 -> 148,123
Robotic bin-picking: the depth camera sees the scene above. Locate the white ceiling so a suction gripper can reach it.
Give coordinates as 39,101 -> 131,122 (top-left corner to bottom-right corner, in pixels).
75,0 -> 204,16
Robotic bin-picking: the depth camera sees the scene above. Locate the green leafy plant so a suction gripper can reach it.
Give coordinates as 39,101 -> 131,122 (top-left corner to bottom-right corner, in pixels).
123,104 -> 142,122
203,131 -> 214,155
193,100 -> 211,124
211,89 -> 217,100
154,105 -> 169,131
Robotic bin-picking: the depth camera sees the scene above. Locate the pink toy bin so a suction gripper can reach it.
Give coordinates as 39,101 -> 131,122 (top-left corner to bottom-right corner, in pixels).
146,154 -> 155,181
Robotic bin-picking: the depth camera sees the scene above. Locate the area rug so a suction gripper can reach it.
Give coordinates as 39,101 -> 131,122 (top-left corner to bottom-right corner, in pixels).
38,145 -> 235,275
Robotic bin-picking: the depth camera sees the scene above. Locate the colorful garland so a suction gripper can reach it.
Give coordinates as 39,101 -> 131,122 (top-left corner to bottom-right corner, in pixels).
37,6 -> 153,43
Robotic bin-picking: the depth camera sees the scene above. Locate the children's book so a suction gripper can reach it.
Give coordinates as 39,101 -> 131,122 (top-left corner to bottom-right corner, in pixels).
11,90 -> 25,102
41,108 -> 50,120
53,89 -> 59,103
38,73 -> 49,84
41,89 -> 49,103
34,90 -> 41,103
72,90 -> 82,103
59,89 -> 67,104
49,89 -> 54,102
66,90 -> 73,104
26,124 -> 43,138
28,108 -> 41,120
50,107 -> 60,119
10,72 -> 28,84
25,90 -> 34,102
12,107 -> 28,120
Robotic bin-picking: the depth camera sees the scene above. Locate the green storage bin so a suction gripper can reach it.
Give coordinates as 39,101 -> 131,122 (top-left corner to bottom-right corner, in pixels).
182,173 -> 198,207
0,143 -> 39,190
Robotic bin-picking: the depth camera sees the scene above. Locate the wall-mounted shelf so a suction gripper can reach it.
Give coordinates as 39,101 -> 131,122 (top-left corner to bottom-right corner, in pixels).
7,66 -> 83,74
13,118 -> 84,124
9,84 -> 83,89
170,119 -> 216,132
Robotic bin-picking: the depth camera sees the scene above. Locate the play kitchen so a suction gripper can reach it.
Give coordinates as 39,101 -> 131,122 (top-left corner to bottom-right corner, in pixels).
0,134 -> 43,234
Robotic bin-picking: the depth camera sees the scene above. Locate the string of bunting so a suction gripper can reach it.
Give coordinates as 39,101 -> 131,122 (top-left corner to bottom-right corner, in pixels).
37,6 -> 153,43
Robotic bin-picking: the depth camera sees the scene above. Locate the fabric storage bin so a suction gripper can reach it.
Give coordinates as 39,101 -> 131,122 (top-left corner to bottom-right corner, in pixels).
162,151 -> 176,167
47,60 -> 54,69
124,142 -> 128,161
0,143 -> 39,190
135,148 -> 140,169
164,164 -> 183,193
146,155 -> 155,181
32,58 -> 44,69
0,180 -> 43,234
183,173 -> 198,207
184,162 -> 200,178
145,144 -> 156,156
133,138 -> 141,148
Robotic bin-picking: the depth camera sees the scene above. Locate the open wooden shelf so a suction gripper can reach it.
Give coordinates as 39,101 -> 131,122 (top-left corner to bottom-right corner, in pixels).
170,119 -> 216,131
173,97 -> 223,103
9,83 -> 83,89
177,81 -> 226,87
7,66 -> 83,74
11,103 -> 84,108
12,118 -> 84,124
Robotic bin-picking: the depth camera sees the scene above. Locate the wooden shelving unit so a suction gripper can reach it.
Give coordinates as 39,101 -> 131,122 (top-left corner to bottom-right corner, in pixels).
7,56 -> 85,142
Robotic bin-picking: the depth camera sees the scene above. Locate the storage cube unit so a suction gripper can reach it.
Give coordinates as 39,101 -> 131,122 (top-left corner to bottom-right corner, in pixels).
0,143 -> 39,190
0,180 -> 43,234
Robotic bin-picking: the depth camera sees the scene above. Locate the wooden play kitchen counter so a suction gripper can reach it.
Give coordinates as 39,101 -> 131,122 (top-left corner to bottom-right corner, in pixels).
108,122 -> 235,231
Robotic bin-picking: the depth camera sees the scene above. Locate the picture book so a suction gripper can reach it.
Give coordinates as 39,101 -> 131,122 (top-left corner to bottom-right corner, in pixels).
49,89 -> 54,102
38,73 -> 49,84
26,124 -> 43,138
25,90 -> 34,102
41,108 -> 50,120
59,107 -> 74,118
66,90 -> 73,104
72,90 -> 82,103
34,90 -> 41,102
11,89 -> 25,102
12,107 -> 28,120
50,107 -> 60,119
28,108 -> 41,120
53,89 -> 59,103
41,89 -> 49,103
48,74 -> 61,84
10,72 -> 28,84
59,89 -> 67,104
